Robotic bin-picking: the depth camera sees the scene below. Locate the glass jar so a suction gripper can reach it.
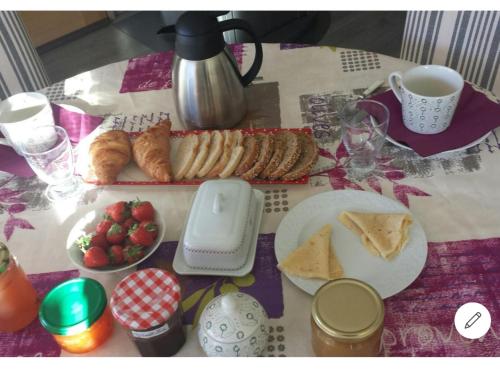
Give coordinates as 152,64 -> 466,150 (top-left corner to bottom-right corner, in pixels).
311,278 -> 384,357
0,243 -> 39,332
110,268 -> 186,357
39,277 -> 114,354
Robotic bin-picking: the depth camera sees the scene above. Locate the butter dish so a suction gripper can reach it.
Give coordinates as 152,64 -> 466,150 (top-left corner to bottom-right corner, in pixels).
173,179 -> 264,276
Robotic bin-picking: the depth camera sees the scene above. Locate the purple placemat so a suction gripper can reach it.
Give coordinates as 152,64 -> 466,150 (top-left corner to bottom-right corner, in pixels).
383,237 -> 500,356
280,43 -> 313,50
0,104 -> 103,178
373,83 -> 500,157
0,269 -> 80,357
139,233 -> 284,325
119,44 -> 246,94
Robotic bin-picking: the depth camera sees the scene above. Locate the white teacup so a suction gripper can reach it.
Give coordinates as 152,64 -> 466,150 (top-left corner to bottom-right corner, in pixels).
0,92 -> 55,154
388,65 -> 464,134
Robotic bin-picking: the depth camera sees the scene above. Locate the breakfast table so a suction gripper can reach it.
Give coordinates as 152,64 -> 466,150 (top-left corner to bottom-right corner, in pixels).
1,42 -> 500,357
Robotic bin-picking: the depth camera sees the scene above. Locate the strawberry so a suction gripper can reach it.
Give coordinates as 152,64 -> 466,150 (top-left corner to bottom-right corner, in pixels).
131,199 -> 155,222
78,232 -> 108,251
96,215 -> 114,235
128,224 -> 154,246
139,221 -> 159,240
106,223 -> 127,245
123,217 -> 138,232
105,201 -> 130,223
108,245 -> 125,265
83,246 -> 109,268
123,244 -> 145,264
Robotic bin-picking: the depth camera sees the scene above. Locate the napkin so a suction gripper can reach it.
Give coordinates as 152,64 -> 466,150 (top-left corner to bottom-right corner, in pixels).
371,83 -> 500,157
0,103 -> 103,177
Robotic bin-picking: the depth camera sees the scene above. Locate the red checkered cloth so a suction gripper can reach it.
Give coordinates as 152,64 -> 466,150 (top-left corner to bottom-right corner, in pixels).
110,268 -> 181,331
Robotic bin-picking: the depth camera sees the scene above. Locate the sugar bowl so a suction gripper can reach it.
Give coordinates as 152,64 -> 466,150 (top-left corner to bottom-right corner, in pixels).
198,292 -> 268,356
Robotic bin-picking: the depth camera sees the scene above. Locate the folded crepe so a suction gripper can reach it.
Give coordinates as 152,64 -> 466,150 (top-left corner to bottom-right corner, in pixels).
338,211 -> 412,260
278,224 -> 343,280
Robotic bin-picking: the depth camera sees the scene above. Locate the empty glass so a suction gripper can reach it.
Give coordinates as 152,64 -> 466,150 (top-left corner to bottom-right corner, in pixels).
339,100 -> 390,176
19,125 -> 80,201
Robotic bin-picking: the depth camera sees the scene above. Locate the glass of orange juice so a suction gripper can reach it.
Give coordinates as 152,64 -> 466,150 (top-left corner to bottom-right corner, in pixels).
0,243 -> 39,332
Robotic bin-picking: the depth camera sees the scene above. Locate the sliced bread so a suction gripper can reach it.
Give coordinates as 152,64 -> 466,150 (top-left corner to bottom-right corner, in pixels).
206,130 -> 240,178
241,134 -> 274,180
259,133 -> 286,179
219,131 -> 244,178
173,133 -> 200,181
197,130 -> 224,178
184,131 -> 211,180
234,135 -> 260,176
267,131 -> 301,180
281,133 -> 318,181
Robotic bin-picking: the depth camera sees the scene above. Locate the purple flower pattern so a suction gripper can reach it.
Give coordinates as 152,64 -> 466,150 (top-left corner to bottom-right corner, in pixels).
0,180 -> 35,240
312,142 -> 431,207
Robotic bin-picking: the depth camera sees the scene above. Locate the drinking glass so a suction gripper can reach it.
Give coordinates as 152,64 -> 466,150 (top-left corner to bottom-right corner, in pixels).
19,125 -> 80,201
339,100 -> 390,176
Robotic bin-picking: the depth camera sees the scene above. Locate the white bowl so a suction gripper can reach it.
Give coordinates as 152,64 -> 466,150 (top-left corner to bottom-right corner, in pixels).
66,206 -> 165,273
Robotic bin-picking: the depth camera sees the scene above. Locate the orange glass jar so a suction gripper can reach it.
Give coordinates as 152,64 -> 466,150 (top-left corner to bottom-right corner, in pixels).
311,278 -> 384,357
0,244 -> 39,332
39,277 -> 114,354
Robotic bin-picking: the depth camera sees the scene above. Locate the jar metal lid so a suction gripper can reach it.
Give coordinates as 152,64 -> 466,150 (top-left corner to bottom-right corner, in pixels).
39,277 -> 107,336
311,278 -> 384,343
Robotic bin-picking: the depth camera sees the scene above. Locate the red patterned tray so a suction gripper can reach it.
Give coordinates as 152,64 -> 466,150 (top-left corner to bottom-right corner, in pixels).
77,127 -> 312,186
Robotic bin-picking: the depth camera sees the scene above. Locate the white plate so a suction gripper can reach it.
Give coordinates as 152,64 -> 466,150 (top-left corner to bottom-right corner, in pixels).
173,189 -> 264,276
386,131 -> 491,156
66,206 -> 165,273
274,190 -> 427,298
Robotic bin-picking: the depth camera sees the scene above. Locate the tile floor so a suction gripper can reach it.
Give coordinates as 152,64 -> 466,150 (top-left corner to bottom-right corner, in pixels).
38,11 -> 406,83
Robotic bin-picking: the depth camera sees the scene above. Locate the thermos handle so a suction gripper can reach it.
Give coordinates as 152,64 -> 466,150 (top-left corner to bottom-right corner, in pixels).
219,18 -> 263,87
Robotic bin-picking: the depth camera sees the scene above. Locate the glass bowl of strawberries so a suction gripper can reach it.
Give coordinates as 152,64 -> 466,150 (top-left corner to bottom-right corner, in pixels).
66,199 -> 165,273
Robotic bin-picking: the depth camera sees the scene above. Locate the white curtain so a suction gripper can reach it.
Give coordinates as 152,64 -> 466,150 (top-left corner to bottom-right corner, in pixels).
0,11 -> 50,100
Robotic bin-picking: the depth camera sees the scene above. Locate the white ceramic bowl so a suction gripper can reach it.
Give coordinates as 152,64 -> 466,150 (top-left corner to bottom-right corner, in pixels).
198,292 -> 269,357
66,207 -> 165,273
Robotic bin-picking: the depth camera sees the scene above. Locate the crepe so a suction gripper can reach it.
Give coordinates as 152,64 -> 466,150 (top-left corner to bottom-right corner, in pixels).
338,211 -> 412,260
278,224 -> 343,280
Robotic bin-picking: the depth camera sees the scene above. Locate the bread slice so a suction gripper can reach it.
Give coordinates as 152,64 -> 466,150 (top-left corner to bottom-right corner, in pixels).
259,133 -> 285,179
281,133 -> 318,181
218,131 -> 244,178
267,131 -> 301,180
205,130 -> 233,178
234,136 -> 259,176
241,134 -> 274,180
184,131 -> 211,180
173,134 -> 200,181
197,131 -> 224,178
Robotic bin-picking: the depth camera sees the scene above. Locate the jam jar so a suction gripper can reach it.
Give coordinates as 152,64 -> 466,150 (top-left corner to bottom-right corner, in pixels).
39,277 -> 114,354
0,243 -> 39,332
311,278 -> 384,356
110,268 -> 185,357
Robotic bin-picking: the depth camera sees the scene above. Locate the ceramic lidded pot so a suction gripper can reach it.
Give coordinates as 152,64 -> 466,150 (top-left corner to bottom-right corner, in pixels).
198,292 -> 268,356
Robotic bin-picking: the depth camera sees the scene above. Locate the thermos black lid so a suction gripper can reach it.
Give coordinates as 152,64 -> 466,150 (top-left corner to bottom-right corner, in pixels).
163,11 -> 227,61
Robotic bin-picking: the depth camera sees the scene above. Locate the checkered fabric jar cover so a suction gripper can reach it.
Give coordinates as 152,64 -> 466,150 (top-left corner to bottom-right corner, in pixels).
110,268 -> 181,331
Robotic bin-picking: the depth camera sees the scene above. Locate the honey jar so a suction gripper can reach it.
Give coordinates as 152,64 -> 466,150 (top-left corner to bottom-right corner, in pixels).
311,278 -> 384,356
39,277 -> 114,354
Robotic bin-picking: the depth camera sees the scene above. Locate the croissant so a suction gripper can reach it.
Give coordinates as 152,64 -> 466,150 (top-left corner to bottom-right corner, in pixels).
89,130 -> 132,184
132,119 -> 173,182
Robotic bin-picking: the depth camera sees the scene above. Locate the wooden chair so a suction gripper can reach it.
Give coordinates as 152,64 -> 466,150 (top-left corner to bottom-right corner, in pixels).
400,11 -> 499,96
0,11 -> 50,100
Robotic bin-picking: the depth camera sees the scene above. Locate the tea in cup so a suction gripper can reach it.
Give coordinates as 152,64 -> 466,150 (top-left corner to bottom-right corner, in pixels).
388,65 -> 464,134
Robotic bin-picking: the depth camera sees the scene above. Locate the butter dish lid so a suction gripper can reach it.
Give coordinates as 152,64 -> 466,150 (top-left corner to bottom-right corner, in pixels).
184,179 -> 253,253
